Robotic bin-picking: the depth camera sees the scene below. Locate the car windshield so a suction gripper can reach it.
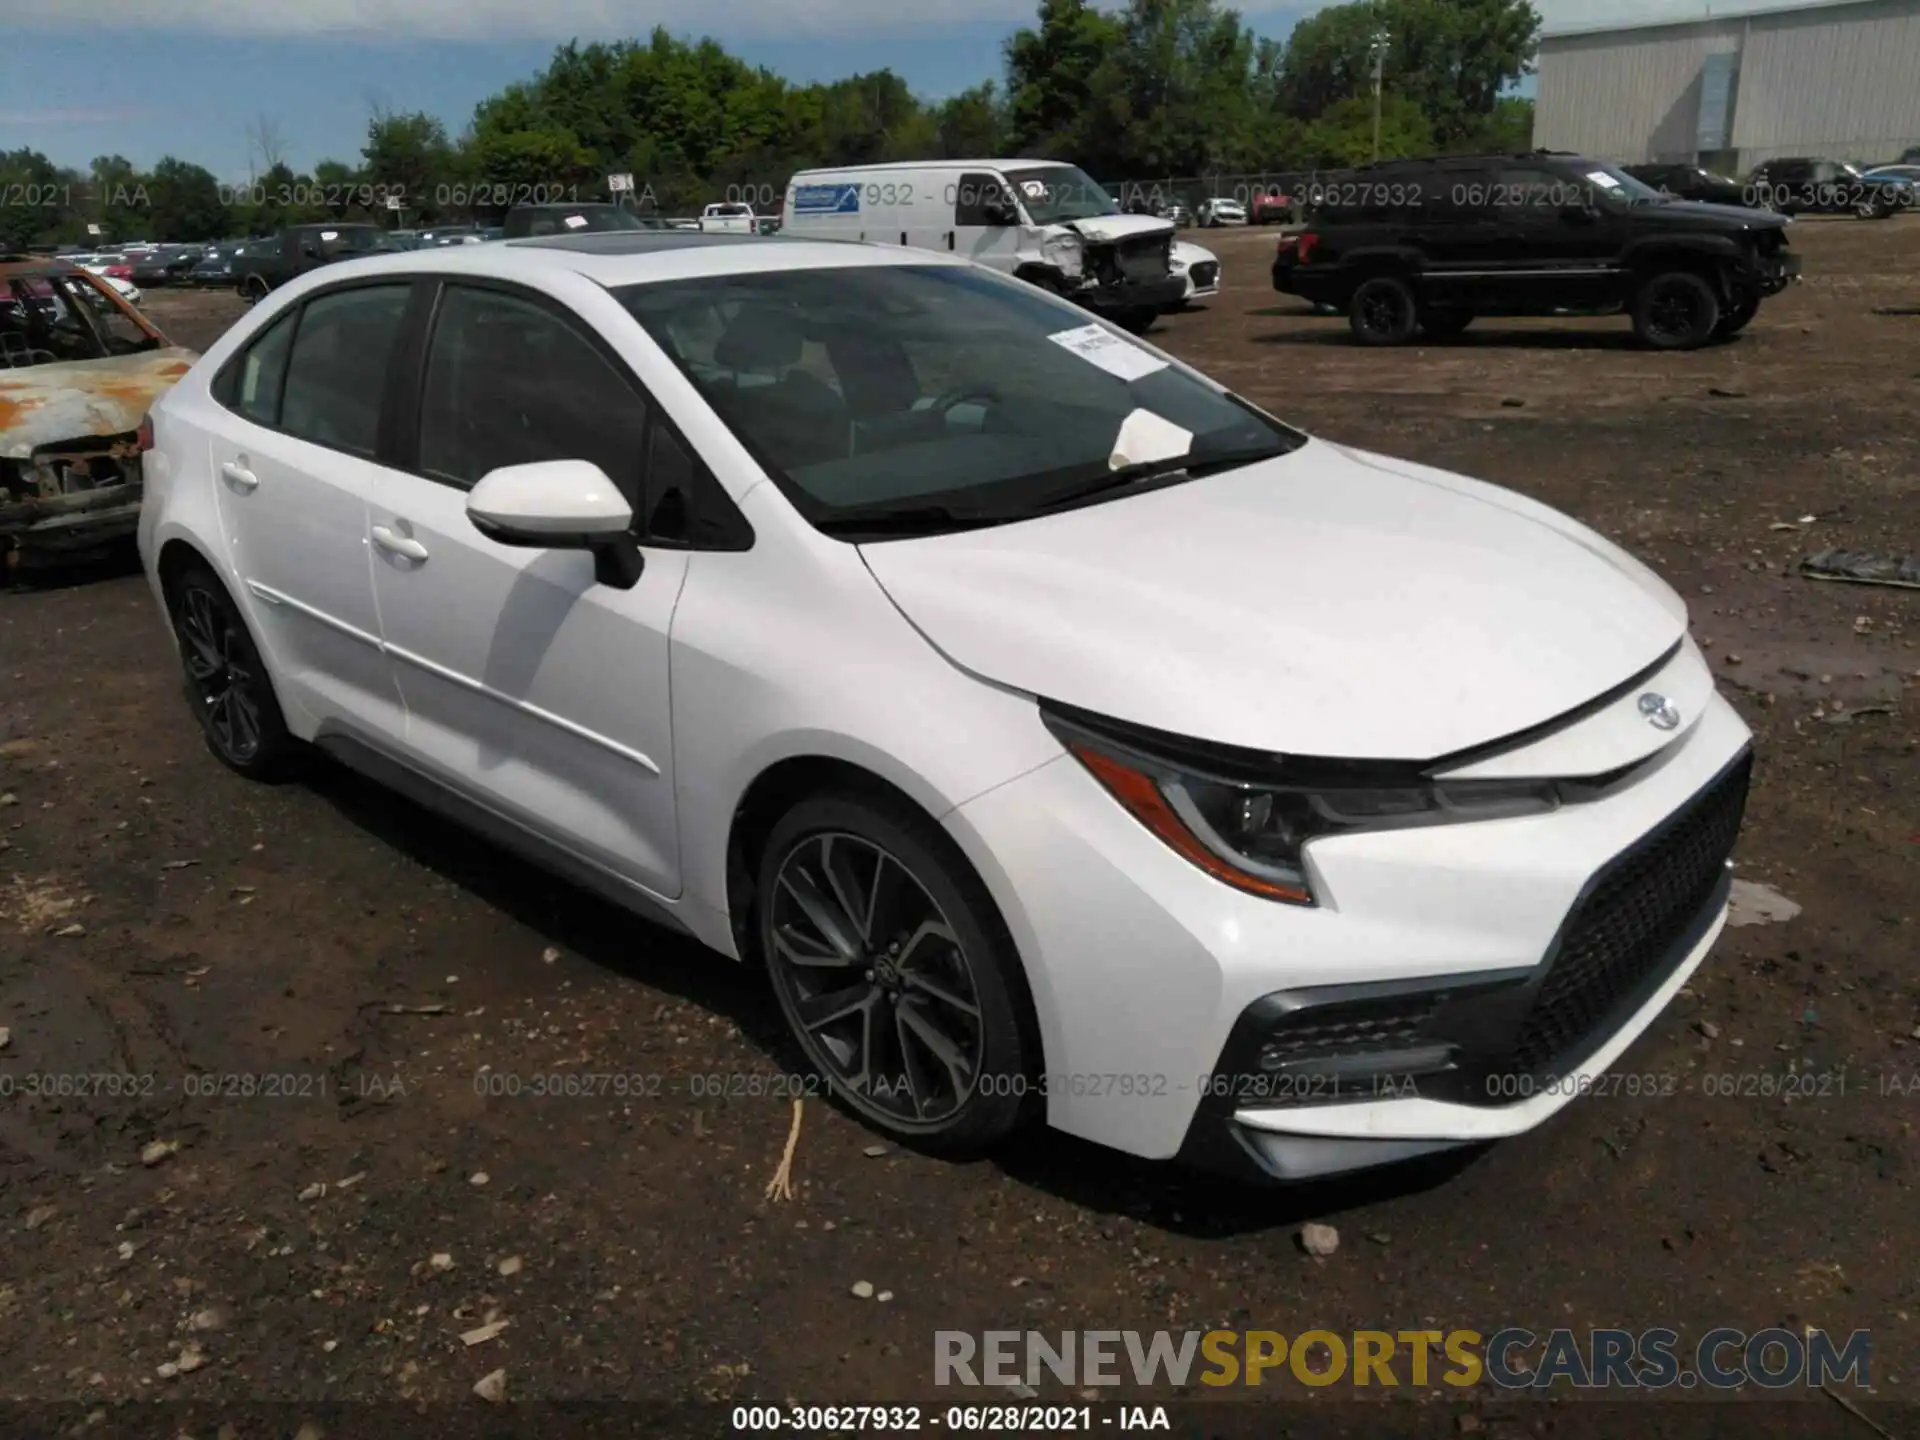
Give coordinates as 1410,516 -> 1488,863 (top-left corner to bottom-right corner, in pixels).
1,272 -> 163,368
1583,163 -> 1669,205
1002,166 -> 1121,224
1836,162 -> 1865,178
324,229 -> 403,254
618,263 -> 1303,537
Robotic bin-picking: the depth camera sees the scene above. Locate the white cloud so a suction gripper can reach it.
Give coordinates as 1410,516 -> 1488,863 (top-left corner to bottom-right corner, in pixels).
7,0 -> 1046,40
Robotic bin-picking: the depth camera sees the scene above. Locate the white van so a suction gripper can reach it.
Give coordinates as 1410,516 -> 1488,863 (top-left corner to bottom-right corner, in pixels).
781,159 -> 1185,332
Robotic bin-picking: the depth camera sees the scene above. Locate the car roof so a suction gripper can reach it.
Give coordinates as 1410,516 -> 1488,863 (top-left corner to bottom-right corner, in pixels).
250,230 -> 966,291
791,158 -> 1074,176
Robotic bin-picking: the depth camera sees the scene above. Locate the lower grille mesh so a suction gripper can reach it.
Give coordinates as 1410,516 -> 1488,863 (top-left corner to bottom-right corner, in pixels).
1505,751 -> 1752,1073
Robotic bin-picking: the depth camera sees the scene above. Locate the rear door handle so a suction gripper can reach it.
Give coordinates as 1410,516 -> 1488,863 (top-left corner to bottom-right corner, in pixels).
370,525 -> 429,562
220,461 -> 258,491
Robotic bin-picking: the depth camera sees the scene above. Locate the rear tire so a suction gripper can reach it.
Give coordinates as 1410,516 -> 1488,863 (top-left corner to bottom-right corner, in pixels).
165,561 -> 303,781
1349,275 -> 1420,346
756,791 -> 1038,1156
1631,270 -> 1721,350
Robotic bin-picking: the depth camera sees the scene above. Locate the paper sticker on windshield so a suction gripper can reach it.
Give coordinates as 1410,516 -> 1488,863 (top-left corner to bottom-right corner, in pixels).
1584,170 -> 1624,189
320,230 -> 339,241
563,214 -> 589,229
1021,180 -> 1049,198
1048,323 -> 1169,382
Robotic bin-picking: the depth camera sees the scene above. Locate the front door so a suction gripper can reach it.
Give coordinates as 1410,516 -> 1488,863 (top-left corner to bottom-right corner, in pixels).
366,280 -> 686,898
952,171 -> 1024,274
1489,165 -> 1621,310
208,282 -> 414,736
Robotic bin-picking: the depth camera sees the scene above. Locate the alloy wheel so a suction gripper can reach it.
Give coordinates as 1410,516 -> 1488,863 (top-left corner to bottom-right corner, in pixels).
766,832 -> 985,1129
177,585 -> 264,763
1358,286 -> 1409,338
1645,284 -> 1703,344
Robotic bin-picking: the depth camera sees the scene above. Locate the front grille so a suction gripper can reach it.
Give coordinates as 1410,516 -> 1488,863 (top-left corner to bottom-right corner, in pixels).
1115,234 -> 1171,281
1191,262 -> 1220,288
1504,751 -> 1752,1074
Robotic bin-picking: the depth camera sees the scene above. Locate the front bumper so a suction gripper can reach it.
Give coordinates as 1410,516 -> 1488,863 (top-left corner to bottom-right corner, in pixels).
0,482 -> 143,554
945,665 -> 1754,1175
1079,274 -> 1188,313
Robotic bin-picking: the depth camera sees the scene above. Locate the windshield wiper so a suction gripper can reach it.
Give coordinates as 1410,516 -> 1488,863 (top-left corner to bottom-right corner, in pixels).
1028,444 -> 1291,515
813,502 -> 1011,538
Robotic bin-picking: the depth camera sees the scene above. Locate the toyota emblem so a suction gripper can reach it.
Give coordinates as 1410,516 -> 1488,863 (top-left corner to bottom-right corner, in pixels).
1638,692 -> 1682,731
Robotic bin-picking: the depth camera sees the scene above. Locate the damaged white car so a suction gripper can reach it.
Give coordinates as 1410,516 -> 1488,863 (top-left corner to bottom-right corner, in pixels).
1,254 -> 195,570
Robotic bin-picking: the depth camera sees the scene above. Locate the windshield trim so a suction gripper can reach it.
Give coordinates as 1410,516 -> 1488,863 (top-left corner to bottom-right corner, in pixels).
612,264 -> 1306,542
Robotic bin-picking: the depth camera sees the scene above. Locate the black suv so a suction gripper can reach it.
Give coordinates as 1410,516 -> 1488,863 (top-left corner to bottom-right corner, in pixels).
1746,158 -> 1912,217
234,224 -> 404,300
501,203 -> 661,238
1274,151 -> 1801,349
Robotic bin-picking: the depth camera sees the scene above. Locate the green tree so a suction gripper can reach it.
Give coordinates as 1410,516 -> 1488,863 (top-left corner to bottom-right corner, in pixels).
1303,92 -> 1434,167
1275,0 -> 1539,150
364,109 -> 457,221
1005,0 -> 1125,161
145,157 -> 226,241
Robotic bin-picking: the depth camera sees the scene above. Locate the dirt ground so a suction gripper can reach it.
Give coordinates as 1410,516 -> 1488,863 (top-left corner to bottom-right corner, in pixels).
1,222 -> 1916,1435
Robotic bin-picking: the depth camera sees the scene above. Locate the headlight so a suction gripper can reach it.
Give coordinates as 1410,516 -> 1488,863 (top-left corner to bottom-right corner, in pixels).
1043,705 -> 1560,906
1041,233 -> 1084,278
1170,257 -> 1189,272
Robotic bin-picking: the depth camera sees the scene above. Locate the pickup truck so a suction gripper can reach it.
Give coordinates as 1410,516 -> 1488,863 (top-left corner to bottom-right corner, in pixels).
232,224 -> 404,301
697,202 -> 758,234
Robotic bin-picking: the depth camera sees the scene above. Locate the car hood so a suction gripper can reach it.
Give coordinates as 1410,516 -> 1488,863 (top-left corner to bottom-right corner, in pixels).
0,348 -> 198,460
1064,214 -> 1177,244
1643,199 -> 1785,229
1171,240 -> 1217,266
858,438 -> 1689,762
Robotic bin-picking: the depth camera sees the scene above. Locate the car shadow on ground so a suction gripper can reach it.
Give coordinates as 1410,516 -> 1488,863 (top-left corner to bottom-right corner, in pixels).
303,752 -> 1490,1239
1253,326 -> 1651,351
3,540 -> 145,593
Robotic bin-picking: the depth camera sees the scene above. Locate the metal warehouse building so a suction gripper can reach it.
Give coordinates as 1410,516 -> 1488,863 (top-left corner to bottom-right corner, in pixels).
1534,0 -> 1920,170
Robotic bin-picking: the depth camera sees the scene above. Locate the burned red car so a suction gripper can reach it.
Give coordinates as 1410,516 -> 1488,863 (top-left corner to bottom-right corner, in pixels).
1,255 -> 196,570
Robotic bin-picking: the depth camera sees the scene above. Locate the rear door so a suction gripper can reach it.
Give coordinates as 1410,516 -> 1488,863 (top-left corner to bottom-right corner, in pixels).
364,277 -> 690,898
1410,166 -> 1504,307
206,280 -> 415,735
1489,164 -> 1619,309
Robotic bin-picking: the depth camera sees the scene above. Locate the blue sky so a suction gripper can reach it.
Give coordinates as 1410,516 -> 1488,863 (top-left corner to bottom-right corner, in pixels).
3,0 -> 1696,181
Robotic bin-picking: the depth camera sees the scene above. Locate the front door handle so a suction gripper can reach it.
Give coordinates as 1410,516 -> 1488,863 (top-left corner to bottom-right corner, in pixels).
220,460 -> 258,491
370,525 -> 429,562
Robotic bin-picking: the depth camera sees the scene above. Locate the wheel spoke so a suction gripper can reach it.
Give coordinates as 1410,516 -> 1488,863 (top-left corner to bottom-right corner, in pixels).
795,981 -> 878,1036
230,687 -> 262,753
778,865 -> 861,960
893,1005 -> 932,1117
820,836 -> 877,946
904,970 -> 979,1019
772,923 -> 854,969
897,998 -> 974,1100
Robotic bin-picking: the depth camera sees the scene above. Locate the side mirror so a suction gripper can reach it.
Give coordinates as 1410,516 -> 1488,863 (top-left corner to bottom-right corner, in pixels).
466,459 -> 644,589
983,198 -> 1018,227
1560,203 -> 1597,224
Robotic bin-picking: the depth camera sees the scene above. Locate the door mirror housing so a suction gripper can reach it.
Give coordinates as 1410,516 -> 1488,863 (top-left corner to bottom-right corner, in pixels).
983,197 -> 1019,227
466,459 -> 644,589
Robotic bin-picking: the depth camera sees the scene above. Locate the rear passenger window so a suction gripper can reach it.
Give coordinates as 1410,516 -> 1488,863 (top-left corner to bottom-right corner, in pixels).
277,285 -> 411,458
230,311 -> 295,427
417,284 -> 648,498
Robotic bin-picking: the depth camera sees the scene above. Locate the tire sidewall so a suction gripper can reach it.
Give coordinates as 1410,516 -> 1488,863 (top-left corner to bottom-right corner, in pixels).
754,791 -> 1037,1154
167,562 -> 299,779
1350,275 -> 1418,345
1633,271 -> 1721,350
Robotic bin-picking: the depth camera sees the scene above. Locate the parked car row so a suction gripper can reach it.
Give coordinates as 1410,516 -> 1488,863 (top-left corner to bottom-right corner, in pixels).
1621,157 -> 1914,217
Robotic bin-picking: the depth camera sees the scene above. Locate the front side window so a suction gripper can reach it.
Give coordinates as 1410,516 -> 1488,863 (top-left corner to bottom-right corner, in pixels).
0,273 -> 162,368
277,285 -> 412,457
618,263 -> 1302,537
417,285 -> 649,497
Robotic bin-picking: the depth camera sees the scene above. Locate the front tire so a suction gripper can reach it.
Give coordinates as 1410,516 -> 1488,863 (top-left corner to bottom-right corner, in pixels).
166,561 -> 302,780
1112,307 -> 1157,335
1713,292 -> 1760,339
1631,270 -> 1721,350
1349,275 -> 1420,345
756,791 -> 1037,1155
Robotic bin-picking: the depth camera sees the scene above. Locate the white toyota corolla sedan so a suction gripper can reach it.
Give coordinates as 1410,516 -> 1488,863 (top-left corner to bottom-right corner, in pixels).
136,232 -> 1753,1183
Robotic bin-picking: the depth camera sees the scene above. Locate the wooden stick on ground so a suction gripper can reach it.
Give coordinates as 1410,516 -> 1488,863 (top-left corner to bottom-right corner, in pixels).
765,1097 -> 802,1202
